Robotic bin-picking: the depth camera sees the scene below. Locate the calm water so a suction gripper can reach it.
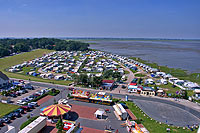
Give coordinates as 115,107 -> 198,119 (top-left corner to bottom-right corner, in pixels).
88,40 -> 200,73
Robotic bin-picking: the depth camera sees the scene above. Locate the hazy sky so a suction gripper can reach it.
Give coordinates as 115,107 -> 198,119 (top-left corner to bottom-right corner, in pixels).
0,0 -> 200,39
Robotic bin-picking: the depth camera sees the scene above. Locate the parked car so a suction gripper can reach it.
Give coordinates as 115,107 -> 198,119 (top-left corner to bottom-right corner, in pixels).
16,91 -> 21,96
27,104 -> 34,109
2,116 -> 10,124
21,106 -> 30,112
17,100 -> 26,105
16,108 -> 24,114
7,113 -> 15,120
10,93 -> 17,97
29,102 -> 38,107
0,119 -> 3,126
18,90 -> 24,94
27,97 -> 34,101
13,111 -> 21,118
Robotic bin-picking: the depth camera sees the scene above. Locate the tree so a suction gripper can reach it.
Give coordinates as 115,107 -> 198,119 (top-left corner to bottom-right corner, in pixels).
103,70 -> 113,79
93,76 -> 103,87
0,38 -> 90,58
79,74 -> 88,85
14,43 -> 30,52
183,90 -> 188,99
0,47 -> 10,57
56,118 -> 64,133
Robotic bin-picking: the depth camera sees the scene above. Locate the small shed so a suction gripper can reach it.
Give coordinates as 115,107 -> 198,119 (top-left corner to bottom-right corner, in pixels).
94,109 -> 106,119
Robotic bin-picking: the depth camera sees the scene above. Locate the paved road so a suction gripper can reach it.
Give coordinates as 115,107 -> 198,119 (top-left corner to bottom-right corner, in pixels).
0,88 -> 127,133
27,80 -> 200,126
2,78 -> 199,133
0,86 -> 68,133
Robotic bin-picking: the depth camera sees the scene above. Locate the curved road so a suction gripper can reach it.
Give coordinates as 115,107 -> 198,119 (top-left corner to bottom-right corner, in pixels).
25,80 -> 200,127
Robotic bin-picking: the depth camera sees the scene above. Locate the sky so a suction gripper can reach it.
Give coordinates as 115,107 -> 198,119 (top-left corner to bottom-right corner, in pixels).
0,0 -> 200,39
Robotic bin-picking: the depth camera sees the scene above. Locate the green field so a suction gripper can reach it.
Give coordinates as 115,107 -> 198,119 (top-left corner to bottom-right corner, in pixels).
125,101 -> 197,133
0,103 -> 19,118
0,49 -> 72,85
135,73 -> 146,77
124,70 -> 130,74
0,49 -> 53,73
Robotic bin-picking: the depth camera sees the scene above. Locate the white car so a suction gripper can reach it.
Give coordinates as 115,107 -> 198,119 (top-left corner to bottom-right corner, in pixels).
58,99 -> 68,104
17,100 -> 26,105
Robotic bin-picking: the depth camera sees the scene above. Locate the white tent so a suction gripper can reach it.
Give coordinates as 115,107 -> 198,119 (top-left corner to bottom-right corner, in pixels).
94,109 -> 105,119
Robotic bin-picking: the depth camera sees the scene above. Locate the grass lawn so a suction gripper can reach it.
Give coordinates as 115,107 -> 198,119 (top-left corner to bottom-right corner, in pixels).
125,101 -> 197,133
135,73 -> 146,77
158,83 -> 180,94
0,103 -> 19,118
124,70 -> 130,74
19,67 -> 39,75
0,49 -> 72,85
0,49 -> 54,73
131,69 -> 137,73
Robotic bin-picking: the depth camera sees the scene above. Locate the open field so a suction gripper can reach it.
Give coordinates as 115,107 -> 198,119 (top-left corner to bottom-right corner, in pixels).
0,103 -> 19,118
125,101 -> 197,133
0,49 -> 71,85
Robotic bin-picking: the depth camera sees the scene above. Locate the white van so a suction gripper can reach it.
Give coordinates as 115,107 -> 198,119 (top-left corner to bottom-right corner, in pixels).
145,79 -> 154,85
160,79 -> 168,85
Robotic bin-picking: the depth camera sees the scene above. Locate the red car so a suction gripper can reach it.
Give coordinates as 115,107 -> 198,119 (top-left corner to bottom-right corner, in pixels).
21,106 -> 30,111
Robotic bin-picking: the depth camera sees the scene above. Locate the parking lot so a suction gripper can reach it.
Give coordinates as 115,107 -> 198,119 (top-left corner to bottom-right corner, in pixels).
10,85 -> 44,104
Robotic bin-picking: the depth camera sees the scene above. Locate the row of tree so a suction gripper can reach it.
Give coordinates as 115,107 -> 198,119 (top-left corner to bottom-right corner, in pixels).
73,70 -> 122,87
73,74 -> 103,88
103,70 -> 122,81
0,38 -> 89,58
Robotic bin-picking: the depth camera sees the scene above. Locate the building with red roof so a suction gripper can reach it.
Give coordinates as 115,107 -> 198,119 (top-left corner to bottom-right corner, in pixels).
101,80 -> 115,90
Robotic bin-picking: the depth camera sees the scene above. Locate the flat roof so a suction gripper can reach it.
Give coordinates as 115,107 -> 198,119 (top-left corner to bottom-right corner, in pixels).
19,116 -> 46,133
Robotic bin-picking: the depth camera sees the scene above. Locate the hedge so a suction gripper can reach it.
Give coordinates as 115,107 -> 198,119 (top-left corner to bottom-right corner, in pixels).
20,116 -> 39,130
48,90 -> 60,96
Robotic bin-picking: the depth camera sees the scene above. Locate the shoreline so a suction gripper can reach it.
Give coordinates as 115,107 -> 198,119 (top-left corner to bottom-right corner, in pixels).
89,48 -> 200,84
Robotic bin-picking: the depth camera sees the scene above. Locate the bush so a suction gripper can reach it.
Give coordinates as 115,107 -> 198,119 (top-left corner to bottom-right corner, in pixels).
56,118 -> 64,132
48,89 -> 60,96
112,98 -> 121,103
20,116 -> 39,130
67,93 -> 74,99
135,118 -> 143,124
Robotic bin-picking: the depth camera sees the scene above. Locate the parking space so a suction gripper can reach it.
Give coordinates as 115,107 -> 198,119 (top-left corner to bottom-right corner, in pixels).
10,86 -> 44,104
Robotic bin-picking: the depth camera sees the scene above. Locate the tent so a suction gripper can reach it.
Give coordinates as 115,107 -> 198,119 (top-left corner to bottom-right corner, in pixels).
94,109 -> 105,119
42,104 -> 71,116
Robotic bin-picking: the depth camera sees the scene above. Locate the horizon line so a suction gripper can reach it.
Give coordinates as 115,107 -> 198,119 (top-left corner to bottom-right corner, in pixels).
0,36 -> 200,41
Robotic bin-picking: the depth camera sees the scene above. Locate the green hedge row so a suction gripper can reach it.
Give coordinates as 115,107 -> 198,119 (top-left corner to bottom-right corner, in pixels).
48,90 -> 60,96
20,116 -> 39,130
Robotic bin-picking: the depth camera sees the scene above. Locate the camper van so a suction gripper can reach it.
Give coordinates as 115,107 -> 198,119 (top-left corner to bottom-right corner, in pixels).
145,79 -> 154,85
160,79 -> 168,85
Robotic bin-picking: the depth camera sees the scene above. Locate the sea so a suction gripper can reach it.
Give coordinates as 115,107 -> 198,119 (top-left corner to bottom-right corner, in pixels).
87,40 -> 200,73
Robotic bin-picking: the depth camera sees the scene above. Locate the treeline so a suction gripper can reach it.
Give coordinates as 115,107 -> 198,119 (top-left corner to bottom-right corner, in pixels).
0,38 -> 89,58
